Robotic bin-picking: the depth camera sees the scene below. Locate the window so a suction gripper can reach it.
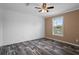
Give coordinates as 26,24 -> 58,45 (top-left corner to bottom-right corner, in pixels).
52,16 -> 64,36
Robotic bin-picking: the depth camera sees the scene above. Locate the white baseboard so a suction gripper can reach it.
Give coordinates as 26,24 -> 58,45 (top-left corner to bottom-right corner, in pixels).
1,38 -> 44,47
45,37 -> 79,47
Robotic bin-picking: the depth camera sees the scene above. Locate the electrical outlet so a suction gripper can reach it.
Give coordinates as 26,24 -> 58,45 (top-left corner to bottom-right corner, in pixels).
76,39 -> 79,43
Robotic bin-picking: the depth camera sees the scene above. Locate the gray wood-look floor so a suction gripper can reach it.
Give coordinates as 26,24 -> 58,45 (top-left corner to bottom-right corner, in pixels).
0,38 -> 79,55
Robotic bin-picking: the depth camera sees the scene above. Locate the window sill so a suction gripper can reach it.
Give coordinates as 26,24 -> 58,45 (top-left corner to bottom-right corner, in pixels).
53,34 -> 63,37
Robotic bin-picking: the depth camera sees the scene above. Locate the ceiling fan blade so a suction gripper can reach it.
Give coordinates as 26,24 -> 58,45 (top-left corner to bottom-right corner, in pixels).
47,6 -> 54,9
39,10 -> 42,12
35,7 -> 41,9
47,10 -> 49,12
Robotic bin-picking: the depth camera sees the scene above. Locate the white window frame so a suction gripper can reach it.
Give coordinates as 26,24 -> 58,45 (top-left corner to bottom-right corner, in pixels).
52,16 -> 64,36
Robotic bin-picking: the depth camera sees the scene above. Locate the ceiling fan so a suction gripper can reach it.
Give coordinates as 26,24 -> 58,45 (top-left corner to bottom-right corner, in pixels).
35,3 -> 54,13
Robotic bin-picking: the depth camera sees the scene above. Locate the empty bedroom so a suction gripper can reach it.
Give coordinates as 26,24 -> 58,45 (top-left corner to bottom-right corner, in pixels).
0,3 -> 79,55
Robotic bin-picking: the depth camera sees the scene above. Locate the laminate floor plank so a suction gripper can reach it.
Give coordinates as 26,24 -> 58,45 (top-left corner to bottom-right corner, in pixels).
0,38 -> 79,55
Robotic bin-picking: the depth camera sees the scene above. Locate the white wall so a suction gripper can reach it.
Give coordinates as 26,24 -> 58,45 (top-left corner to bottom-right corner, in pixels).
3,10 -> 45,46
0,9 -> 3,46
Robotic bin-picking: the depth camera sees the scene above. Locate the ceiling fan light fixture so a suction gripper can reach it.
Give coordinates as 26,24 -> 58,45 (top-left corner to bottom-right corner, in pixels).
35,3 -> 54,13
41,9 -> 47,13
